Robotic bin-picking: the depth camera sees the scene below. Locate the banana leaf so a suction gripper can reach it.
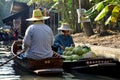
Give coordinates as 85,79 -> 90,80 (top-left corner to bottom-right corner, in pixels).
95,1 -> 105,12
95,6 -> 109,21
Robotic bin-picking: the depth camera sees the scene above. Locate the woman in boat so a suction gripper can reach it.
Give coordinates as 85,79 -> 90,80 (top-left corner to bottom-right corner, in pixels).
20,9 -> 60,59
52,23 -> 75,55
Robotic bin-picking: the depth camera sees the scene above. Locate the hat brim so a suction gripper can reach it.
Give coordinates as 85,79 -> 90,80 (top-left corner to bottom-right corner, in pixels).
57,28 -> 72,31
26,16 -> 50,21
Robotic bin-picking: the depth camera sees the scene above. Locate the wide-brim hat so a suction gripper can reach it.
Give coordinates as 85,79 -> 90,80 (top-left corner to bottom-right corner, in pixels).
26,9 -> 50,21
57,23 -> 72,31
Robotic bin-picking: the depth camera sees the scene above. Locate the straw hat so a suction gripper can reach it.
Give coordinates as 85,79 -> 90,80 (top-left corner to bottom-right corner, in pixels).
26,9 -> 50,21
57,23 -> 72,31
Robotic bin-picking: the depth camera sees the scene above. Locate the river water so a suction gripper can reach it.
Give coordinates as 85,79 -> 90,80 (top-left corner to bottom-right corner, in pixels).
0,46 -> 119,80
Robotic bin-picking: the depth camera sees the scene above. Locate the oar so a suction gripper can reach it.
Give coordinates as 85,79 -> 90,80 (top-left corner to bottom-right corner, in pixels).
0,50 -> 25,66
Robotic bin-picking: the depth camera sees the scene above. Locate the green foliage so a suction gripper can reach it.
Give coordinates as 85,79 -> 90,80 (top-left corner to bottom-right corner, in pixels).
105,15 -> 111,25
86,6 -> 98,22
15,0 -> 29,3
66,0 -> 72,11
53,0 -> 58,2
95,1 -> 104,12
87,0 -> 120,25
95,6 -> 109,21
27,0 -> 36,6
26,0 -> 79,32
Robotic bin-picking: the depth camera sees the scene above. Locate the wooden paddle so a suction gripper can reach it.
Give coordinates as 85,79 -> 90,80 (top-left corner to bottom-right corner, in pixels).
0,50 -> 25,66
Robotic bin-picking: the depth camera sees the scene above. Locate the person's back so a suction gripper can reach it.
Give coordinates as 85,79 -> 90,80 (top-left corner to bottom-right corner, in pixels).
23,22 -> 54,59
21,9 -> 54,60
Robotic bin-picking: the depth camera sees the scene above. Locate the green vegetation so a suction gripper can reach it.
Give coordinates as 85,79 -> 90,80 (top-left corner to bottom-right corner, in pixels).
63,45 -> 92,61
15,0 -> 29,3
1,0 -> 120,36
87,0 -> 120,25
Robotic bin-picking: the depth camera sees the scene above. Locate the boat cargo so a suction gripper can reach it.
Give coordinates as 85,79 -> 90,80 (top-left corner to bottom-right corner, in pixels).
11,40 -> 120,77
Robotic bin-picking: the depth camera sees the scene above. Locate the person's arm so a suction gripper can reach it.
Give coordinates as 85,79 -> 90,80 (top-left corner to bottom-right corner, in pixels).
22,26 -> 32,51
69,35 -> 75,47
53,34 -> 61,47
50,28 -> 54,46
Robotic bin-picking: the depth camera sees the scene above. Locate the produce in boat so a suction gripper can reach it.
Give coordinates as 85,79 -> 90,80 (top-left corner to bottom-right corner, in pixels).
62,45 -> 96,61
72,45 -> 83,55
62,55 -> 72,61
71,54 -> 81,61
82,51 -> 96,58
65,46 -> 74,51
81,45 -> 91,53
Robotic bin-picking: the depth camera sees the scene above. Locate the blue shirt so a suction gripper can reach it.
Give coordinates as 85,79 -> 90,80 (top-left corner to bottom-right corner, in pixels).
22,22 -> 54,59
53,34 -> 74,55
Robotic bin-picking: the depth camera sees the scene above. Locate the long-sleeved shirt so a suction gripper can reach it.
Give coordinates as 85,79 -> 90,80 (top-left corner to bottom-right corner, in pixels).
22,22 -> 54,59
53,34 -> 74,55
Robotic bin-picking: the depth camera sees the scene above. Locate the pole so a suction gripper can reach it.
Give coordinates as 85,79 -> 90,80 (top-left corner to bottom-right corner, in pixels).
0,50 -> 24,66
79,0 -> 81,22
79,0 -> 81,10
79,0 -> 82,28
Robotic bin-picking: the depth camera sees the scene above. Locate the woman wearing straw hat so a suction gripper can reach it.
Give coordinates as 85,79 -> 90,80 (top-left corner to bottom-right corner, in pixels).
53,23 -> 75,55
20,9 -> 59,59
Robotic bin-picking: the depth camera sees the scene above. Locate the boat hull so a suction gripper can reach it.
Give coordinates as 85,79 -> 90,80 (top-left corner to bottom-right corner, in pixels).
11,40 -> 64,75
11,40 -> 120,77
13,57 -> 64,75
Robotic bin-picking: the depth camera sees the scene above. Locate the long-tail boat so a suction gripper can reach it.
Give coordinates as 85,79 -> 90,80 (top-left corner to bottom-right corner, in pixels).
11,40 -> 64,75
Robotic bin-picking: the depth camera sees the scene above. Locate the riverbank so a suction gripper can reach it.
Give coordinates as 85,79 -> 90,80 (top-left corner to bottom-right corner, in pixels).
75,43 -> 120,61
73,32 -> 120,48
73,32 -> 120,61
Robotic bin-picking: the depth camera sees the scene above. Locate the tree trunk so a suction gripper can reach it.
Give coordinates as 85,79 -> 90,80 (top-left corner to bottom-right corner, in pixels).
79,0 -> 94,36
81,0 -> 90,10
71,0 -> 81,33
83,22 -> 94,36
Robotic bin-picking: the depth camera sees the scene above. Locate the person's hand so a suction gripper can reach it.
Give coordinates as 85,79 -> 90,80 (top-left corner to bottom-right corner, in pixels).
60,45 -> 65,50
71,44 -> 75,47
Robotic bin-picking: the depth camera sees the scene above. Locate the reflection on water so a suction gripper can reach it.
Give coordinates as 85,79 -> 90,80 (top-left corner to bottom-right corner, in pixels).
0,48 -> 119,80
0,55 -> 20,80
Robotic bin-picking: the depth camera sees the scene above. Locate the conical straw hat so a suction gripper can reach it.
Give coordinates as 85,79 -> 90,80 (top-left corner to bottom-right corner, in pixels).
26,9 -> 50,21
58,23 -> 72,31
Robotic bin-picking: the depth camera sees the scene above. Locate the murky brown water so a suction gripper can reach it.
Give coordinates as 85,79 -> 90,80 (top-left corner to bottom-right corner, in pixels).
0,47 -> 119,80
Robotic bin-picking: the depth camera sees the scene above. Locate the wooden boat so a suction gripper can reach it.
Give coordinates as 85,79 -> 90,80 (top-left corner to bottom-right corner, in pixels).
11,40 -> 119,77
63,57 -> 120,78
63,57 -> 117,70
11,40 -> 64,75
62,53 -> 120,78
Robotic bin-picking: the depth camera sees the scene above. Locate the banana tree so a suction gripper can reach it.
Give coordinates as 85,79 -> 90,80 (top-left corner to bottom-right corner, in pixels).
26,0 -> 80,32
26,0 -> 55,8
87,0 -> 120,25
15,0 -> 30,3
86,0 -> 120,33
